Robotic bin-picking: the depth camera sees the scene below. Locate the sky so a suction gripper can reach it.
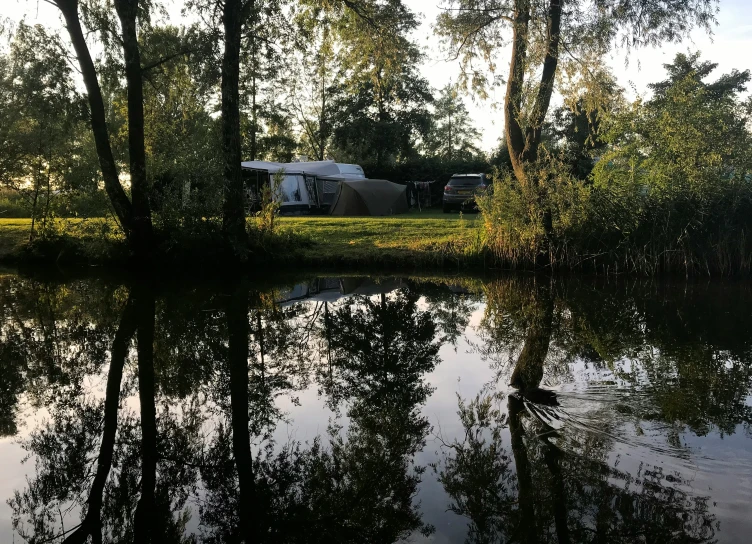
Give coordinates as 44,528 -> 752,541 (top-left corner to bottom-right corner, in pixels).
3,0 -> 752,151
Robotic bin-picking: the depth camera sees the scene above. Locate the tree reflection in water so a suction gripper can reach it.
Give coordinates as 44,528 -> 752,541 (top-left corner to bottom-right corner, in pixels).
436,278 -> 727,543
2,275 -> 751,543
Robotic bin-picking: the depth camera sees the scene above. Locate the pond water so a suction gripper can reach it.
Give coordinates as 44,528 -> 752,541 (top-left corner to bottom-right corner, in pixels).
0,272 -> 751,543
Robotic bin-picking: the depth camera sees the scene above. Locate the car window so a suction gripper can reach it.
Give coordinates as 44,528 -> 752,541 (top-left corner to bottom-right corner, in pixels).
448,176 -> 482,186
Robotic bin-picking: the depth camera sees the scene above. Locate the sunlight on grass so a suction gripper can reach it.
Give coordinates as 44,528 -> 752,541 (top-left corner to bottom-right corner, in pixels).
1,213 -> 485,267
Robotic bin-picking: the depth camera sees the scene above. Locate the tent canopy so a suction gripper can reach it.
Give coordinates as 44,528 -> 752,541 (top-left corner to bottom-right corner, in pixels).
329,179 -> 408,216
240,160 -> 352,178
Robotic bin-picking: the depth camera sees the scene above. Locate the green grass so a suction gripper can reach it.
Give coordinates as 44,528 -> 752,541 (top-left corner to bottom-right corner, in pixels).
0,210 -> 487,270
0,218 -> 32,260
275,209 -> 484,268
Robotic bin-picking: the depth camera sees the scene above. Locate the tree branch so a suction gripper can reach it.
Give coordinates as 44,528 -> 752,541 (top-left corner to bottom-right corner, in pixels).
141,47 -> 198,73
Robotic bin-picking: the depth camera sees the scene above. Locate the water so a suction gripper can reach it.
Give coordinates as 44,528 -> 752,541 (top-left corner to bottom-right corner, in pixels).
1,272 -> 750,543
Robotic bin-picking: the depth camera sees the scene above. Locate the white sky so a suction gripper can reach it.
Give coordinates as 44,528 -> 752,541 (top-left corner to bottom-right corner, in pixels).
3,0 -> 752,151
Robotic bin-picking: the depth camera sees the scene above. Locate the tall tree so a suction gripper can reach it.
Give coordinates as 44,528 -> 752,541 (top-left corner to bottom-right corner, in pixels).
424,83 -> 482,161
436,0 -> 718,232
113,0 -> 154,258
0,23 -> 88,238
220,0 -> 256,255
49,0 -> 154,257
138,26 -> 222,220
240,0 -> 289,162
292,6 -> 338,161
327,0 -> 433,166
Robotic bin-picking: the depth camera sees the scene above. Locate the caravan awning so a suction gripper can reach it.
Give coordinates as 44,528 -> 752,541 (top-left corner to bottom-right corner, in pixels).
241,160 -> 342,177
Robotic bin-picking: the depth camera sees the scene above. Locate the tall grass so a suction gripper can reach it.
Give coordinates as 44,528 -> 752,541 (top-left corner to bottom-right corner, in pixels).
478,157 -> 752,276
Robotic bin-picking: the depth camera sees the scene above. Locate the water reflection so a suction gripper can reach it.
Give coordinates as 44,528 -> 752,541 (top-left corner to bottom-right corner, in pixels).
1,274 -> 751,543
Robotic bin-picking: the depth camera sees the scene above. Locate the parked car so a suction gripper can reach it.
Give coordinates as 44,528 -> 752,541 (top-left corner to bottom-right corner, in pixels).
442,173 -> 489,212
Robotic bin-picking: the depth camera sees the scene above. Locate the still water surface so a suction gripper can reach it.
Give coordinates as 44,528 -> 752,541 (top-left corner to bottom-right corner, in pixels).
0,273 -> 751,543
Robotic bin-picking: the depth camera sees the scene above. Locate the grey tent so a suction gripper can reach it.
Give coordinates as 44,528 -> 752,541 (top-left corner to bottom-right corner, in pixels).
329,179 -> 408,216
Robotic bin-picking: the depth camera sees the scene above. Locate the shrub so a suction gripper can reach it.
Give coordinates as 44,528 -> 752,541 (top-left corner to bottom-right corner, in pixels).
477,154 -> 591,269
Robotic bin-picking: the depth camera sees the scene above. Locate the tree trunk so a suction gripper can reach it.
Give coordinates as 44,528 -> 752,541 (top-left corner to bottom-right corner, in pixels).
251,72 -> 258,161
509,284 -> 554,391
226,283 -> 256,542
55,0 -> 134,237
222,0 -> 248,255
133,284 -> 157,543
63,297 -> 139,544
319,66 -> 327,161
505,0 -> 562,178
42,159 -> 52,234
29,123 -> 46,242
504,0 -> 562,251
114,0 -> 154,261
504,0 -> 531,183
524,0 -> 562,164
29,166 -> 40,242
448,107 -> 453,161
508,394 -> 537,544
375,69 -> 387,167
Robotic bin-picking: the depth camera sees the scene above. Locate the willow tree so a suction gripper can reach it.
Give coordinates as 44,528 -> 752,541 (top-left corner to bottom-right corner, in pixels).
436,0 -> 718,218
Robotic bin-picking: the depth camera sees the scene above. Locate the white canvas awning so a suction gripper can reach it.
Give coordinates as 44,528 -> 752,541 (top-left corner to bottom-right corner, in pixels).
240,160 -> 360,178
241,160 -> 306,175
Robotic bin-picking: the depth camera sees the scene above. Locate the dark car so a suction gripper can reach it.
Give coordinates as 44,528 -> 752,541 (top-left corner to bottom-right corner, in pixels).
442,174 -> 488,212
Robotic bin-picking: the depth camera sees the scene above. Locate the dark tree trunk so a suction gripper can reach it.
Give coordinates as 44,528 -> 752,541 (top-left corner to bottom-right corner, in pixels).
133,284 -> 157,543
114,0 -> 154,261
54,0 -> 135,237
524,0 -> 562,163
508,394 -> 537,544
62,297 -> 138,544
509,287 -> 554,391
507,282 -> 569,543
226,283 -> 256,543
43,161 -> 52,233
505,0 -> 563,178
505,0 -> 562,245
222,0 -> 248,255
504,0 -> 531,184
319,68 -> 327,161
543,444 -> 571,544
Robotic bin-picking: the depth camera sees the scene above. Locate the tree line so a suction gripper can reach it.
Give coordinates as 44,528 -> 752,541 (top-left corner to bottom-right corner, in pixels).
0,0 -> 487,258
2,0 -> 749,274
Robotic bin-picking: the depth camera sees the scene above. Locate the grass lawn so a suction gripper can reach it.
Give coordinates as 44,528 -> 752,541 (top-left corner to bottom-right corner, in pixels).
276,209 -> 484,267
0,218 -> 33,260
0,209 -> 486,269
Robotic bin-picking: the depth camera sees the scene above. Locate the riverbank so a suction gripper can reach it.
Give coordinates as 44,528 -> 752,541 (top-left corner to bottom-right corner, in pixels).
0,211 -> 488,272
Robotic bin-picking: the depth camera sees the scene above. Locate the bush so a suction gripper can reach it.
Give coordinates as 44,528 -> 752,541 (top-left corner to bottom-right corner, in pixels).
0,190 -> 31,218
479,54 -> 752,276
477,155 -> 591,269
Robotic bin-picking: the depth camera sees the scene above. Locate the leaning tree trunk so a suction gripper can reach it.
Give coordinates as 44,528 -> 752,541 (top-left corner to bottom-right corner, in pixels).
62,297 -> 138,544
221,0 -> 248,256
114,0 -> 154,261
504,0 -> 562,249
509,285 -> 554,391
504,0 -> 531,184
55,0 -> 135,237
504,0 -> 562,181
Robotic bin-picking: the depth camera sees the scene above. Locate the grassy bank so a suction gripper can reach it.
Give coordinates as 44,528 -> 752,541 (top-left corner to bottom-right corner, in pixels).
0,211 -> 488,271
0,219 -> 31,260
275,211 -> 484,268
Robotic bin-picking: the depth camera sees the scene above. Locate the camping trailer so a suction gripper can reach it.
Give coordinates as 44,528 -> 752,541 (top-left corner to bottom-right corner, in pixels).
241,160 -> 328,214
240,160 -> 407,216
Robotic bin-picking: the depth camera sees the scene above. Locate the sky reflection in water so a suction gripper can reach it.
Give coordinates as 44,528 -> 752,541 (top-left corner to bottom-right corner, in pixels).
0,274 -> 750,543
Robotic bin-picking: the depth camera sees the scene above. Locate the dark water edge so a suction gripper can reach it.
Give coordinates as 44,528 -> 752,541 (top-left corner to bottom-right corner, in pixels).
1,270 -> 751,543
